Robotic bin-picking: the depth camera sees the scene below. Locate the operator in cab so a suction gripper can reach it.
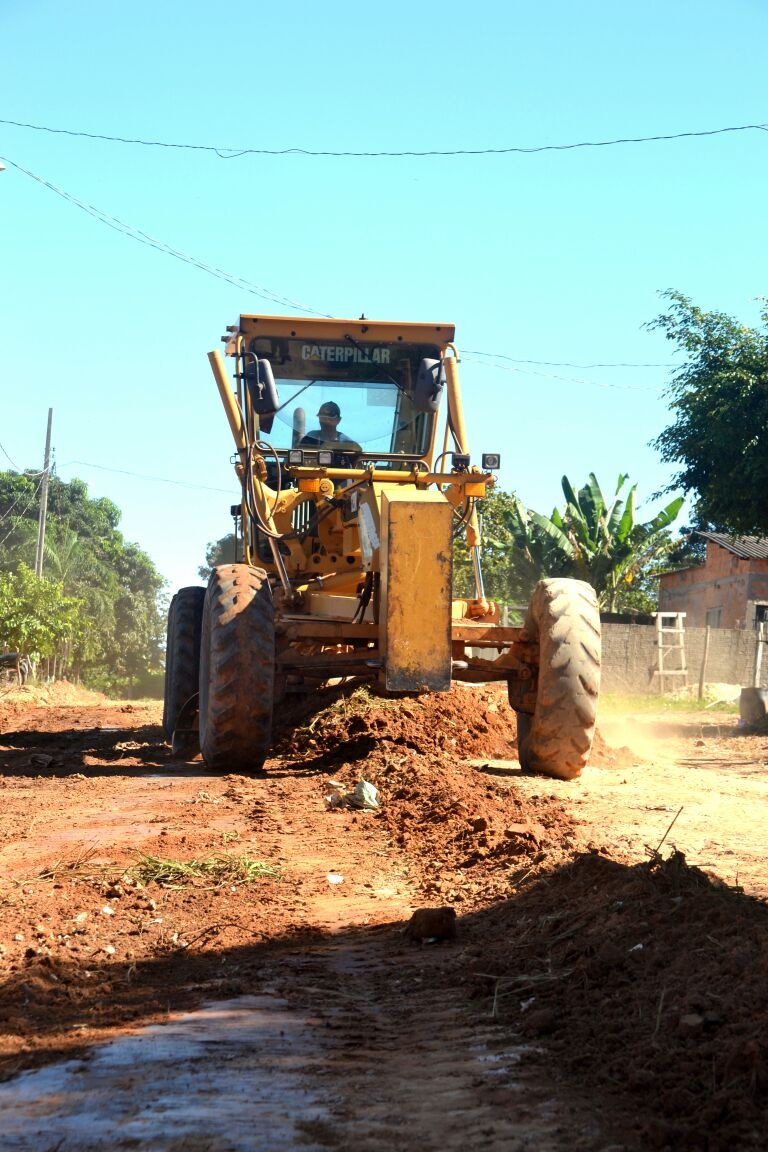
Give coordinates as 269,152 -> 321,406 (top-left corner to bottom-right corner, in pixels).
300,401 -> 358,448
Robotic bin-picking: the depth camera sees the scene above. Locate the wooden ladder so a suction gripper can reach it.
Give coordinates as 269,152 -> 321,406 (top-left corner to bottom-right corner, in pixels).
652,612 -> 687,695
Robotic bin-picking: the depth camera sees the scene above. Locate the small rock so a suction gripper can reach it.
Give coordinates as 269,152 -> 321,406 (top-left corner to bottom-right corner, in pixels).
404,906 -> 457,943
523,1007 -> 558,1036
29,754 -> 54,769
679,1013 -> 704,1032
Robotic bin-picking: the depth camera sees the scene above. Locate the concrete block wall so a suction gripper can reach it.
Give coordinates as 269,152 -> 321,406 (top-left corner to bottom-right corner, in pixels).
601,622 -> 767,695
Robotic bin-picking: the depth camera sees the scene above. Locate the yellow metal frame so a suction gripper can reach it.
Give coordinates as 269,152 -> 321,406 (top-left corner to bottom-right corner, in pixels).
210,313 -> 510,690
227,314 -> 456,353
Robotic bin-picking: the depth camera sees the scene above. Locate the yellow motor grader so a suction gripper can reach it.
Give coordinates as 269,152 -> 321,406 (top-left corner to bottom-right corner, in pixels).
163,314 -> 600,779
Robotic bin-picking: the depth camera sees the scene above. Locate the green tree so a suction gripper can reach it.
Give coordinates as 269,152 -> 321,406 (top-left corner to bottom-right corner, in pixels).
0,472 -> 42,571
455,490 -> 576,608
650,290 -> 768,534
550,474 -> 684,611
0,470 -> 166,693
199,533 -> 239,581
106,542 -> 165,689
457,476 -> 683,613
42,527 -> 118,672
0,563 -> 85,664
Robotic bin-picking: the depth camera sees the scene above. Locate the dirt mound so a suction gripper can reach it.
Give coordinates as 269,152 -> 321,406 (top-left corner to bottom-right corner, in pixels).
275,683 -> 585,906
275,680 -> 630,774
0,680 -> 108,709
324,750 -> 580,906
0,681 -> 116,735
463,849 -> 768,1150
275,682 -> 519,763
271,683 -> 768,1146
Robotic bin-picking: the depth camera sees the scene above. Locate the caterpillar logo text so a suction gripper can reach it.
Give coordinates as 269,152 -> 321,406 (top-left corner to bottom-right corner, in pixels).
301,344 -> 392,364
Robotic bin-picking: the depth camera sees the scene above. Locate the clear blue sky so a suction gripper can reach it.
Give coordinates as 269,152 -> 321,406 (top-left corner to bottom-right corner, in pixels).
2,0 -> 767,595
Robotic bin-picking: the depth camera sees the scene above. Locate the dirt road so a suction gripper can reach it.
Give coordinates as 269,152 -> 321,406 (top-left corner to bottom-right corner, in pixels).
0,682 -> 767,1150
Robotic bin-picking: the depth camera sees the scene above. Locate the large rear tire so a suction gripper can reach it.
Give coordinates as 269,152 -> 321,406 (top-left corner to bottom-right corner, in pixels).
163,587 -> 205,741
199,564 -> 275,773
513,578 -> 601,781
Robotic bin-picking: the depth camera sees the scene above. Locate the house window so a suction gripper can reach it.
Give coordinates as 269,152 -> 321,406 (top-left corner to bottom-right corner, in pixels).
755,604 -> 768,629
706,607 -> 722,628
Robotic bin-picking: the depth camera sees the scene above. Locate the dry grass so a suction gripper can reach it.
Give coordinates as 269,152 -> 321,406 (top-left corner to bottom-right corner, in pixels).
129,852 -> 281,889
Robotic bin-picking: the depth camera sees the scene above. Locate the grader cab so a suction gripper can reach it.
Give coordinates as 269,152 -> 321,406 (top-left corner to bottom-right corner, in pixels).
164,314 -> 601,779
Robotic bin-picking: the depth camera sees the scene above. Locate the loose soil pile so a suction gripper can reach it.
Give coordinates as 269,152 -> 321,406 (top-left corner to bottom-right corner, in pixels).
0,681 -> 767,1148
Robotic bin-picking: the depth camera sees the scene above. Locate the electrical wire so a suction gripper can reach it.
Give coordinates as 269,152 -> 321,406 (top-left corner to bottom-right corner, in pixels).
0,476 -> 44,526
58,459 -> 234,493
352,572 -> 375,623
0,441 -> 23,471
1,116 -> 766,158
461,353 -> 663,393
0,156 -> 329,318
452,497 -> 476,538
0,477 -> 43,548
0,159 -> 697,378
462,349 -> 675,369
0,442 -> 47,476
0,161 -> 687,397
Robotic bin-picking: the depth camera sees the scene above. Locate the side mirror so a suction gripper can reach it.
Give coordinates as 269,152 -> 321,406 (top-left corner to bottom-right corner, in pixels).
413,358 -> 445,413
246,357 -> 280,434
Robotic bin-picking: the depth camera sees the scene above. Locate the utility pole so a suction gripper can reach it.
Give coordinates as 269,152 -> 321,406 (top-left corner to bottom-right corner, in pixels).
34,408 -> 53,578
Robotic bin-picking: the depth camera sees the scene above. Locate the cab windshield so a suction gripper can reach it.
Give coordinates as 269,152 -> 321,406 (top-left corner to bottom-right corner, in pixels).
247,336 -> 441,460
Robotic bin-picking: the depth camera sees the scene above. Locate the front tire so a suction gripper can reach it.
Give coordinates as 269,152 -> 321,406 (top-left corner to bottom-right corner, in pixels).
199,564 -> 275,773
513,578 -> 601,780
163,587 -> 205,741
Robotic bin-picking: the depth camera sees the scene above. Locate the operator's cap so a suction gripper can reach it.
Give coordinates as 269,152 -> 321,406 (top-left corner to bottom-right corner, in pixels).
318,401 -> 341,418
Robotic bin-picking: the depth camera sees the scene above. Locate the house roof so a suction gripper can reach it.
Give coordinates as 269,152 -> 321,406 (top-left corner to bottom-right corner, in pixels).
697,531 -> 768,559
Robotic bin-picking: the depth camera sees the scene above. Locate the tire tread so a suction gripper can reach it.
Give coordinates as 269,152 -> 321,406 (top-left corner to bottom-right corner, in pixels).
516,578 -> 601,780
199,564 -> 275,772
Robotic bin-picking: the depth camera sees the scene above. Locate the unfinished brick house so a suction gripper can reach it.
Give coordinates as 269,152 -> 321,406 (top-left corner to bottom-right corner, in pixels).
658,533 -> 768,628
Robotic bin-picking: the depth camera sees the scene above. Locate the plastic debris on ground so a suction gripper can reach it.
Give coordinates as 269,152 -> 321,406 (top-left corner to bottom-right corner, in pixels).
325,779 -> 380,811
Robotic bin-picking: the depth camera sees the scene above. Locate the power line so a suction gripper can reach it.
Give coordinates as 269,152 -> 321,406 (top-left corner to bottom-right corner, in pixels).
59,460 -> 234,493
0,156 -> 329,317
0,159 -> 678,385
463,349 -> 676,369
0,441 -> 47,476
0,475 -> 44,526
1,117 -> 766,158
0,477 -> 43,545
0,440 -> 25,472
461,354 -> 663,393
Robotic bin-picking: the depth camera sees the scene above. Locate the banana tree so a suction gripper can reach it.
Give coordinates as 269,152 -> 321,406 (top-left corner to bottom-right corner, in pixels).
551,473 -> 684,610
456,476 -> 683,611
